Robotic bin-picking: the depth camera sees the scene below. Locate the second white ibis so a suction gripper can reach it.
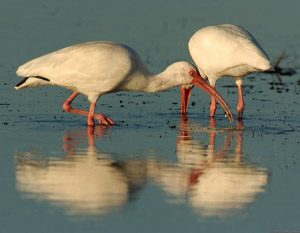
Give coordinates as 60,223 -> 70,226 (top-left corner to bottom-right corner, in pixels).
181,24 -> 273,120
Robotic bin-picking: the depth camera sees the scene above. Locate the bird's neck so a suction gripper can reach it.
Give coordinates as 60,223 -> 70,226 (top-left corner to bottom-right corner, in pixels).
120,67 -> 186,93
144,71 -> 182,93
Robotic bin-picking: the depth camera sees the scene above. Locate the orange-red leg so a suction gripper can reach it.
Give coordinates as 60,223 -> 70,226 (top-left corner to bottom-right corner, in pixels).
237,85 -> 244,120
210,87 -> 217,117
62,92 -> 116,126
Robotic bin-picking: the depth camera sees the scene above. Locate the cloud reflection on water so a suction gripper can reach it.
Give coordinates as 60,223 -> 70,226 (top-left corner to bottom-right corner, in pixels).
15,119 -> 269,219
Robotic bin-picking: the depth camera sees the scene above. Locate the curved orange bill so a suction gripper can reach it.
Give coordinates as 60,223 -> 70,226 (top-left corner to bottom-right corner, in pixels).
180,86 -> 193,115
191,76 -> 234,123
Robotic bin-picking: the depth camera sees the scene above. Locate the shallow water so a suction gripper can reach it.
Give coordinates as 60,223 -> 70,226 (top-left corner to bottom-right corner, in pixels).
1,0 -> 300,232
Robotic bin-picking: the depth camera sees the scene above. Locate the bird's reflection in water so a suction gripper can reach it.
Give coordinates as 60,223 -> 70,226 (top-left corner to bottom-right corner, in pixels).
15,119 -> 269,219
15,126 -> 146,216
149,118 -> 269,219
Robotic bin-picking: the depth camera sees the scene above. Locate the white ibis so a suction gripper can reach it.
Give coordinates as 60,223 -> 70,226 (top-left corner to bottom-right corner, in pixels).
15,41 -> 234,126
181,24 -> 273,120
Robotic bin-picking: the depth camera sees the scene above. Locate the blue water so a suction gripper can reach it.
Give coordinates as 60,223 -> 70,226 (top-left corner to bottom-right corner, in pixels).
1,0 -> 300,232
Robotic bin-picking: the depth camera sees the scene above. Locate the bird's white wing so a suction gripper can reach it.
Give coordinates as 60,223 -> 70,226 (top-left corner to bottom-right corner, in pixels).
220,24 -> 271,70
16,42 -> 139,96
189,25 -> 272,79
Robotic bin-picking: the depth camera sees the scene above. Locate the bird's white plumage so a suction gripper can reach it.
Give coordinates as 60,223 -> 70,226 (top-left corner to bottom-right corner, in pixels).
17,42 -> 154,102
188,24 -> 272,86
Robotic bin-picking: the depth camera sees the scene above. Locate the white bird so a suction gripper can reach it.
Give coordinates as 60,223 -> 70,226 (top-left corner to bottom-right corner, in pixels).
181,24 -> 273,120
15,41 -> 234,125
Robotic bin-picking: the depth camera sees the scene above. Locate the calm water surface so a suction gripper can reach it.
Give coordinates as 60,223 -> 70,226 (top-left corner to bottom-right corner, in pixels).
1,0 -> 300,232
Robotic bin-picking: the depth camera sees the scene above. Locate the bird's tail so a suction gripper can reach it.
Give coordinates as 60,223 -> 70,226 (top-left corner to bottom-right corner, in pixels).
265,65 -> 275,72
15,76 -> 50,90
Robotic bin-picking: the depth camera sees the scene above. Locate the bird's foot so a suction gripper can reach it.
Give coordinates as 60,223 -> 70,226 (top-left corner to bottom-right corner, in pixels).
94,113 -> 116,125
63,103 -> 72,112
237,120 -> 244,128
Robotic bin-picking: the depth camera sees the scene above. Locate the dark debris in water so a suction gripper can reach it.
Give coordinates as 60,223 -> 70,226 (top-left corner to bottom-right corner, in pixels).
266,67 -> 297,76
222,84 -> 254,89
268,80 -> 290,93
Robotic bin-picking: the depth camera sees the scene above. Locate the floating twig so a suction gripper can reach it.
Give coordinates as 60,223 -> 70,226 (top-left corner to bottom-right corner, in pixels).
274,51 -> 286,69
266,51 -> 297,76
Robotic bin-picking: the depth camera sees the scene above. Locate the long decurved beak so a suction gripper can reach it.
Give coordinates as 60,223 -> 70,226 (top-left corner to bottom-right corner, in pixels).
190,76 -> 234,123
180,86 -> 193,115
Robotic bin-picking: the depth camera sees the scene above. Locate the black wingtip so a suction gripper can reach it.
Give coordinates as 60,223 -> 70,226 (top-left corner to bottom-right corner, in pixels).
15,77 -> 29,87
15,76 -> 50,87
35,76 -> 50,82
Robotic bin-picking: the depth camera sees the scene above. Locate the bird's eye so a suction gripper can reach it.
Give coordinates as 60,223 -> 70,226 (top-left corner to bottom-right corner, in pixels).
189,71 -> 195,76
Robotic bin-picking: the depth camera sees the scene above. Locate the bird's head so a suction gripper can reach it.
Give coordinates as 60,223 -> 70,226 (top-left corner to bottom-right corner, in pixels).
162,61 -> 233,122
164,61 -> 200,85
170,62 -> 234,123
